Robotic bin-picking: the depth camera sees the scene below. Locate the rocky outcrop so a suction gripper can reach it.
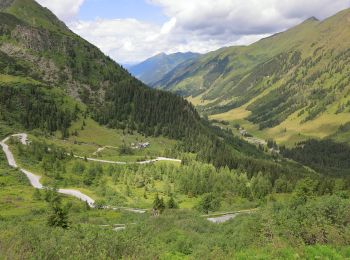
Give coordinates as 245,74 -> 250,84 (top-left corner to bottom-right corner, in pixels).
0,0 -> 15,10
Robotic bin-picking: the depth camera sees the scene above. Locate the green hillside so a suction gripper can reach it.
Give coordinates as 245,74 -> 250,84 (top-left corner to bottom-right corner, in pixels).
0,0 -> 205,141
157,10 -> 350,145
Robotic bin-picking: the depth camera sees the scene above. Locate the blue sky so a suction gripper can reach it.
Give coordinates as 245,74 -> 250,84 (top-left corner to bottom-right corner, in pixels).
78,0 -> 167,24
36,0 -> 350,64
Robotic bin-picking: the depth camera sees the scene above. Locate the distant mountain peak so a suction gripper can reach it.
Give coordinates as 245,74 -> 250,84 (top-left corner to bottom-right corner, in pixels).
305,16 -> 320,22
128,52 -> 200,85
155,52 -> 167,57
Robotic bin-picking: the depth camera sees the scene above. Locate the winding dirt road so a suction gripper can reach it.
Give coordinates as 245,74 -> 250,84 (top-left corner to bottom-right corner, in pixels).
205,209 -> 258,223
0,133 -> 96,206
1,133 -> 180,208
207,214 -> 238,223
74,155 -> 181,165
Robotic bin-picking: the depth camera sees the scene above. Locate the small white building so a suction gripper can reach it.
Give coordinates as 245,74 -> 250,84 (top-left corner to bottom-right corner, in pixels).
131,142 -> 150,149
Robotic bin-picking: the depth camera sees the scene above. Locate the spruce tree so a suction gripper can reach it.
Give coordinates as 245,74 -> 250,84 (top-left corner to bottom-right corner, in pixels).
167,196 -> 178,209
47,189 -> 69,229
153,194 -> 165,214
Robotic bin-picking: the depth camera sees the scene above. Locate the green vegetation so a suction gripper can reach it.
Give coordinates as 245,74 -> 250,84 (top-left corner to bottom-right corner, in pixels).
1,150 -> 350,259
46,188 -> 70,229
0,81 -> 79,137
1,0 -> 350,258
281,139 -> 350,176
331,122 -> 350,144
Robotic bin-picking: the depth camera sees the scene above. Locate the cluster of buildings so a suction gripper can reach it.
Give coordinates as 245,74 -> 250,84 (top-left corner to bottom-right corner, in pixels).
131,142 -> 150,149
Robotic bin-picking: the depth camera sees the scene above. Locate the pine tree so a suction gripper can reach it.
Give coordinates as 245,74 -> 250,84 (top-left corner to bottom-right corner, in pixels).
47,189 -> 69,229
153,194 -> 165,214
33,189 -> 41,200
197,193 -> 220,214
47,202 -> 69,229
167,196 -> 178,209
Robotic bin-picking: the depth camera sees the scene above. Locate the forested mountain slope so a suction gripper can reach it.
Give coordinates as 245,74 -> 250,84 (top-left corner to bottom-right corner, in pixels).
156,9 -> 350,145
0,0 -> 206,140
128,52 -> 200,86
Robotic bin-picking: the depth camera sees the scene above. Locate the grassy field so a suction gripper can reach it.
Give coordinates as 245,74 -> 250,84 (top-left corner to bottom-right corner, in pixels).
49,117 -> 177,162
0,74 -> 40,84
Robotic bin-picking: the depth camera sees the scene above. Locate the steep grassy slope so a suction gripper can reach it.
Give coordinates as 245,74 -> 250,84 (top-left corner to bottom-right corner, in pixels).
129,52 -> 200,85
157,10 -> 350,145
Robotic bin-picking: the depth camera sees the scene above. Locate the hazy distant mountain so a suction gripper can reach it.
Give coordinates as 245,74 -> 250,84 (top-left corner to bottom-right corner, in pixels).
128,52 -> 200,86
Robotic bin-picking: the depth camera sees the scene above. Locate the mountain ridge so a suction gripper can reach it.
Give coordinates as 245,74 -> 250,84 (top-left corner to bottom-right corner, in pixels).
128,51 -> 200,86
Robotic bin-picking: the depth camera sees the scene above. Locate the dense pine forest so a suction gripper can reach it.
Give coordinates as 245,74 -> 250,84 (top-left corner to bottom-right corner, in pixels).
0,83 -> 78,137
281,139 -> 350,176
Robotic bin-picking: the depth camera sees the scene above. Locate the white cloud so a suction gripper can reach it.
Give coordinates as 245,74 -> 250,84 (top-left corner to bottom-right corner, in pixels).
161,17 -> 176,34
37,0 -> 350,63
276,0 -> 350,19
150,0 -> 350,35
69,17 -> 267,64
36,0 -> 85,21
71,19 -> 162,63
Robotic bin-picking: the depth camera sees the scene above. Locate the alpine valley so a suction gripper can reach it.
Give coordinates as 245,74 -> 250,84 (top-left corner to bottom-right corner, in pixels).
153,10 -> 350,147
1,1 -> 350,259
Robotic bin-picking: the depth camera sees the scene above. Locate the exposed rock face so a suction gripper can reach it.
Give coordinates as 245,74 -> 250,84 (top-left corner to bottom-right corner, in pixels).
0,0 -> 15,10
0,42 -> 60,83
0,20 -> 103,102
11,26 -> 52,51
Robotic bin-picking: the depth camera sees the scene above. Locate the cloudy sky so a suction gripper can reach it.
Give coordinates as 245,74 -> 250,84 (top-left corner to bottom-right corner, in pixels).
36,0 -> 350,64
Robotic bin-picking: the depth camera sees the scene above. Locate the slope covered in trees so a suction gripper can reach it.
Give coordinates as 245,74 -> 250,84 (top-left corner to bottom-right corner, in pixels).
281,139 -> 350,176
0,0 -> 202,140
0,80 -> 79,138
